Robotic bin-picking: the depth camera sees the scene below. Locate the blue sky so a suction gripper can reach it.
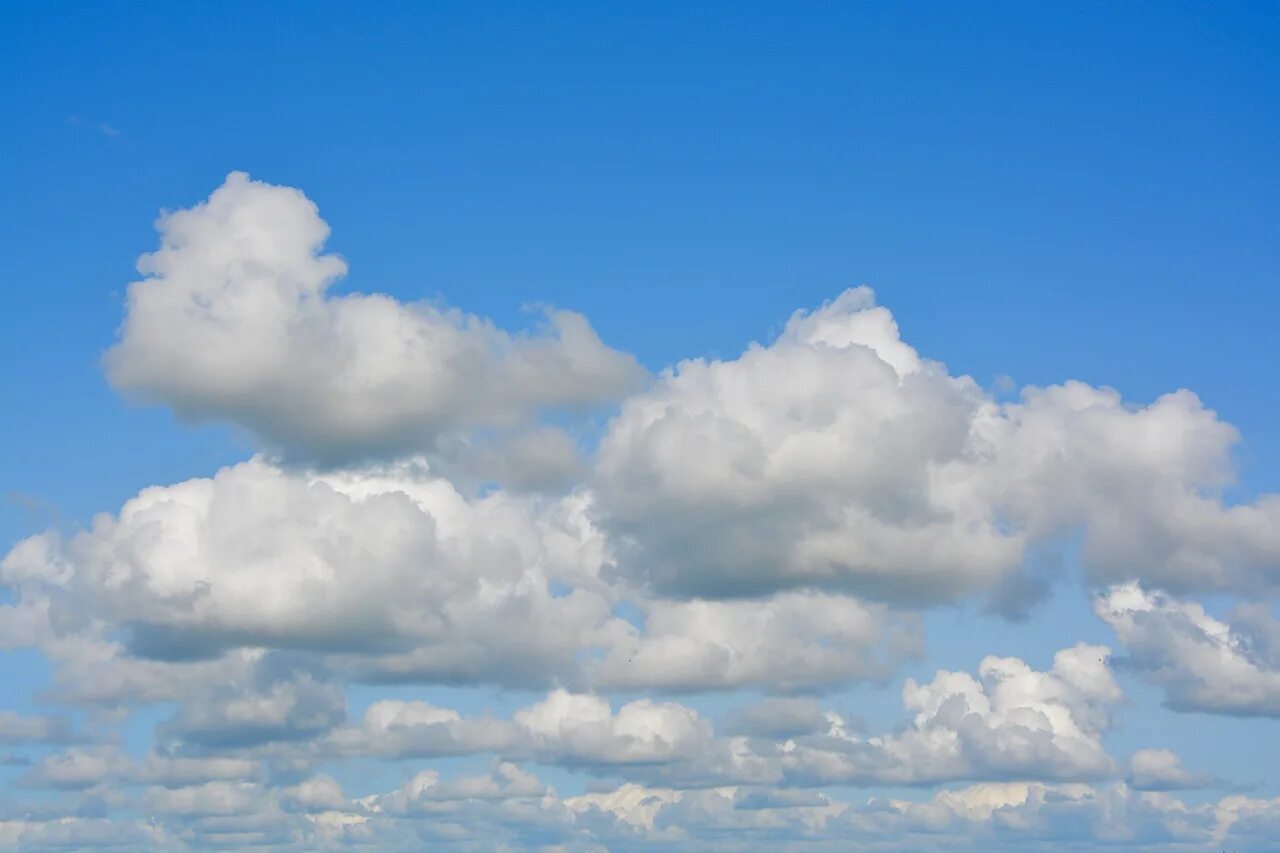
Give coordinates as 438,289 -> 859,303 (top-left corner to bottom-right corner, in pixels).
1,3 -> 1278,850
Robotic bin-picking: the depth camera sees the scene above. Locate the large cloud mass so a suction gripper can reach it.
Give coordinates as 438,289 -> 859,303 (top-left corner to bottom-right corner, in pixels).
3,173 -> 1279,850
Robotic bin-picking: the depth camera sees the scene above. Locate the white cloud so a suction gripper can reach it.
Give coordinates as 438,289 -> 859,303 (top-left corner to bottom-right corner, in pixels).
143,781 -> 264,818
376,762 -> 547,811
23,747 -> 122,790
1096,583 -> 1280,715
327,699 -> 517,758
515,690 -> 714,766
1126,748 -> 1214,791
104,172 -> 645,464
2,457 -> 629,691
327,646 -> 1125,790
590,592 -> 920,693
7,186 -> 1280,850
281,774 -> 351,813
158,655 -> 346,748
0,711 -> 74,745
771,643 -> 1122,786
3,455 -> 917,699
594,287 -> 1280,604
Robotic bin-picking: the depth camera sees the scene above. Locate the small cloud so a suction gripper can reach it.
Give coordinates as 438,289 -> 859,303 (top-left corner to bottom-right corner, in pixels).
65,114 -> 127,144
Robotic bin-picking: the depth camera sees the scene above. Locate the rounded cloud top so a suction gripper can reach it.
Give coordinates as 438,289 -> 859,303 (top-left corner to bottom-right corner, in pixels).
104,172 -> 646,465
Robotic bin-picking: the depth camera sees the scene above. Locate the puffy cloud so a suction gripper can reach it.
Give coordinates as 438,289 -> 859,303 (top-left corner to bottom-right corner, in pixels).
330,690 -> 755,785
2,457 -> 628,692
143,780 -> 264,818
767,644 -> 1122,787
590,592 -> 920,693
280,774 -> 351,813
1096,583 -> 1280,716
361,763 -> 582,849
3,454 -> 916,700
569,779 -> 1280,851
594,287 -> 1280,603
846,781 -> 1219,849
327,647 -> 1124,790
8,183 -> 1280,851
565,782 -> 681,831
1126,748 -> 1215,791
327,699 -> 517,758
33,635 -> 257,709
0,711 -> 75,745
594,288 -> 1011,605
375,762 -> 548,812
23,747 -> 123,790
104,172 -> 645,464
158,655 -> 347,749
514,690 -> 714,766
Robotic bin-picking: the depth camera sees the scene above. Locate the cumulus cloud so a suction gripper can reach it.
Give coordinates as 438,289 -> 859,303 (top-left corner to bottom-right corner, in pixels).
158,654 -> 346,749
1097,583 -> 1280,716
6,173 -> 1280,848
594,287 -> 1280,604
328,690 -> 722,773
5,740 -> 1276,851
23,746 -> 123,790
327,699 -> 517,759
104,172 -> 645,464
767,644 -> 1123,787
1126,748 -> 1215,791
590,592 -> 920,693
514,690 -> 715,767
0,711 -> 75,745
321,646 -> 1125,790
2,455 -> 914,699
1,457 -> 628,690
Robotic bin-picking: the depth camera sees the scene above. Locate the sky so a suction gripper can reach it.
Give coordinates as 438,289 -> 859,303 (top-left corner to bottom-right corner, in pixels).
0,2 -> 1278,850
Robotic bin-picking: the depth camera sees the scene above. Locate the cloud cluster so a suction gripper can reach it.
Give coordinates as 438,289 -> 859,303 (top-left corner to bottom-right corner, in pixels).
594,289 -> 1280,605
316,645 -> 1125,792
7,764 -> 1280,852
759,643 -> 1122,787
3,172 -> 1279,849
1,456 -> 912,700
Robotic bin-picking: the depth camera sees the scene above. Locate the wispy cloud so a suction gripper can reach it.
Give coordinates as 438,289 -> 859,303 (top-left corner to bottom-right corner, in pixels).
66,114 -> 127,144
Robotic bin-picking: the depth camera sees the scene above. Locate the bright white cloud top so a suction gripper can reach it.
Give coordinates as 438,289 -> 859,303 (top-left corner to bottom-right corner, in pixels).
104,173 -> 646,464
2,173 -> 1278,850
